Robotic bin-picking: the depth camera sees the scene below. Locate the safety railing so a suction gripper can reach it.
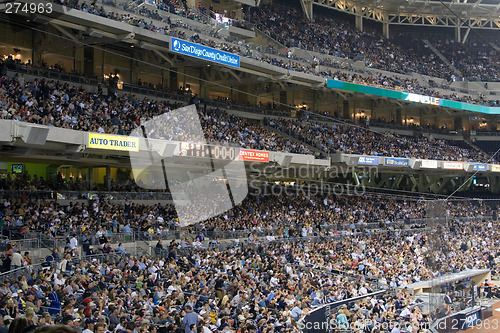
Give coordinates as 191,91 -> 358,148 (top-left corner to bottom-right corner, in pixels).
0,261 -> 50,284
0,214 -> 493,252
0,189 -> 173,201
4,64 -> 98,86
0,238 -> 41,251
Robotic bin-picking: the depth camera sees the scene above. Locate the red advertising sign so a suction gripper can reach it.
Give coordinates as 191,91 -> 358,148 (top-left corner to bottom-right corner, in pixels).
443,161 -> 463,170
239,149 -> 269,162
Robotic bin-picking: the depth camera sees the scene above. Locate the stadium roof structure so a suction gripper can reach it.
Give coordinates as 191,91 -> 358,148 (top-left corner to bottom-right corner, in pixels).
303,0 -> 500,31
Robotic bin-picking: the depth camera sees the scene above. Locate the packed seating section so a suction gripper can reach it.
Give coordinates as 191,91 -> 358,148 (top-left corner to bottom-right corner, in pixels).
48,0 -> 500,108
0,67 -> 494,163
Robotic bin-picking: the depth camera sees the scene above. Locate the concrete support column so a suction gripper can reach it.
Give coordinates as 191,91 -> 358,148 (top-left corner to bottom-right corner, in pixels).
170,70 -> 177,91
343,100 -> 350,119
89,167 -> 94,190
395,108 -> 402,125
454,117 -> 463,131
106,166 -> 111,191
355,16 -> 363,32
382,22 -> 390,39
280,91 -> 287,106
489,176 -> 500,194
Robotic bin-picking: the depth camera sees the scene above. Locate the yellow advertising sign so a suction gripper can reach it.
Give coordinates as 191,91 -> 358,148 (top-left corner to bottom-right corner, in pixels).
88,133 -> 139,152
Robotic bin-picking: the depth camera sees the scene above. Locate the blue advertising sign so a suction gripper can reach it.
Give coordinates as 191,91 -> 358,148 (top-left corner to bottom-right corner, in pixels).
472,163 -> 487,171
171,37 -> 240,68
358,156 -> 379,165
385,157 -> 409,167
463,311 -> 480,328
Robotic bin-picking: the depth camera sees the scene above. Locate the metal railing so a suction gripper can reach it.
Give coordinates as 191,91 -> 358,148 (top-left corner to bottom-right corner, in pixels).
0,264 -> 44,284
4,64 -> 98,86
0,214 -> 493,251
0,238 -> 41,251
0,190 -> 173,201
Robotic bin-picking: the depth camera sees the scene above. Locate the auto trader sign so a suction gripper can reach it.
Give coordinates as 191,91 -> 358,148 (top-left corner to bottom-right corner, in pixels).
171,37 -> 240,68
88,133 -> 139,152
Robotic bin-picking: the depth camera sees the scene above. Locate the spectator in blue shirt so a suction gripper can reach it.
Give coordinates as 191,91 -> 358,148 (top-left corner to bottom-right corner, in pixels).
182,305 -> 198,333
47,286 -> 61,315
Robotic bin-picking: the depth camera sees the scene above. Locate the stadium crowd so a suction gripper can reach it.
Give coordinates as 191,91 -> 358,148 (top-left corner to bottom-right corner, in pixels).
266,118 -> 495,163
0,211 -> 497,333
0,193 -> 419,241
0,69 -> 497,163
0,71 -> 311,154
247,4 -> 449,79
430,36 -> 500,82
0,185 -> 497,246
52,0 -> 500,107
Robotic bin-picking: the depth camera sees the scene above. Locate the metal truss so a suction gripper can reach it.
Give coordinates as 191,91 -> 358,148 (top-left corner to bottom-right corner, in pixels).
388,14 -> 500,29
311,0 -> 500,30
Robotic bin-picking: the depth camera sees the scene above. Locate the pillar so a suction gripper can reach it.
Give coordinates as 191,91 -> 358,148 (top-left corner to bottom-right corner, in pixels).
280,91 -> 287,106
454,117 -> 463,131
170,69 -> 178,91
455,27 -> 461,43
343,100 -> 350,119
89,167 -> 94,190
396,108 -> 402,125
355,16 -> 363,32
106,166 -> 111,191
383,22 -> 390,39
83,47 -> 95,76
299,0 -> 313,20
101,47 -> 105,76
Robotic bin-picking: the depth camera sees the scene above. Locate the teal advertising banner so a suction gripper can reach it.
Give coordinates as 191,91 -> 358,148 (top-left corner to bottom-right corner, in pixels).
326,79 -> 500,115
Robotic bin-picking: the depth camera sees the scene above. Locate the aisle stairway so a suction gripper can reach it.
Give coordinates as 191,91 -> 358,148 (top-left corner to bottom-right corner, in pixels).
422,39 -> 462,77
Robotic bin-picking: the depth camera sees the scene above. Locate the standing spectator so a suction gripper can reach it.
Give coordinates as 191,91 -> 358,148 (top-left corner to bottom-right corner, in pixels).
182,305 -> 198,333
444,291 -> 454,306
47,286 -> 61,316
10,252 -> 22,271
22,252 -> 31,266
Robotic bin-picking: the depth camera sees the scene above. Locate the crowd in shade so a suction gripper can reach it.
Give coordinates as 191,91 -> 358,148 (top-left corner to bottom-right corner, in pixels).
246,4 -> 449,79
0,69 -> 497,163
246,3 -> 500,84
0,212 -> 498,333
430,36 -> 500,83
266,118 -> 496,163
49,0 -> 500,107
